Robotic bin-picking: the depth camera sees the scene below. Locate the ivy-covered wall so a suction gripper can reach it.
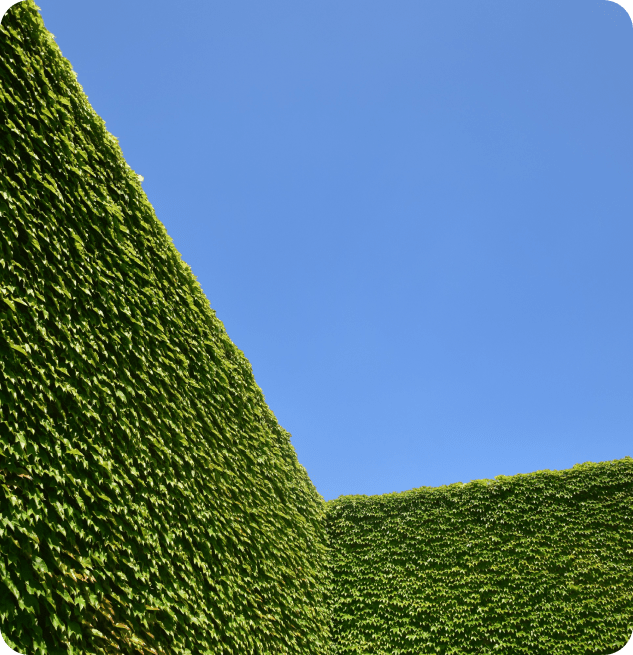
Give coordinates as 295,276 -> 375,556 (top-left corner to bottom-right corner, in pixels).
0,3 -> 332,654
325,457 -> 633,655
2,4 -> 633,655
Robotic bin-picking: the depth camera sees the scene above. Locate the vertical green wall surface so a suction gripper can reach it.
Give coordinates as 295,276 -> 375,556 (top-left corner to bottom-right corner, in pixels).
0,3 -> 332,654
325,457 -> 633,655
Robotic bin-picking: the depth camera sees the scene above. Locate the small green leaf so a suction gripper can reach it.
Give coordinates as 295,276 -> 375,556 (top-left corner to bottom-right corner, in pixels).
9,342 -> 29,357
28,234 -> 42,252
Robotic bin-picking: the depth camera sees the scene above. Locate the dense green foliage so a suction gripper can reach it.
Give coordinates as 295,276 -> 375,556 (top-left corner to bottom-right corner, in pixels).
2,4 -> 632,655
325,457 -> 633,654
0,3 -> 332,654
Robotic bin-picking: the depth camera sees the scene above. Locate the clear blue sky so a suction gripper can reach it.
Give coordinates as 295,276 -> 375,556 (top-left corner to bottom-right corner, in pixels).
34,0 -> 633,502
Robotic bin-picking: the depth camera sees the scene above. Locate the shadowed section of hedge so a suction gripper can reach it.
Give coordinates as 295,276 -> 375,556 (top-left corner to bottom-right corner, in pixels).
0,3 -> 332,653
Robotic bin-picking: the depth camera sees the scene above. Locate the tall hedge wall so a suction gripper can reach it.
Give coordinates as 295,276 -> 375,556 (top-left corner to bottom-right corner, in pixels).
0,3 -> 332,654
325,457 -> 633,655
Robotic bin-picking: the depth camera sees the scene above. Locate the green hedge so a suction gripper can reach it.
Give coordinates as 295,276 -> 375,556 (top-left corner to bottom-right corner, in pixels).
325,457 -> 633,654
0,3 -> 332,654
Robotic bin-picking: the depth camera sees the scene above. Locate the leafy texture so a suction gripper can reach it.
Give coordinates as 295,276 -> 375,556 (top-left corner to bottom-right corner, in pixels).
0,3 -> 331,653
325,457 -> 633,655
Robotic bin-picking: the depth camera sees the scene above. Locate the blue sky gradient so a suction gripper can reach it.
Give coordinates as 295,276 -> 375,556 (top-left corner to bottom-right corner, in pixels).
35,0 -> 633,501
